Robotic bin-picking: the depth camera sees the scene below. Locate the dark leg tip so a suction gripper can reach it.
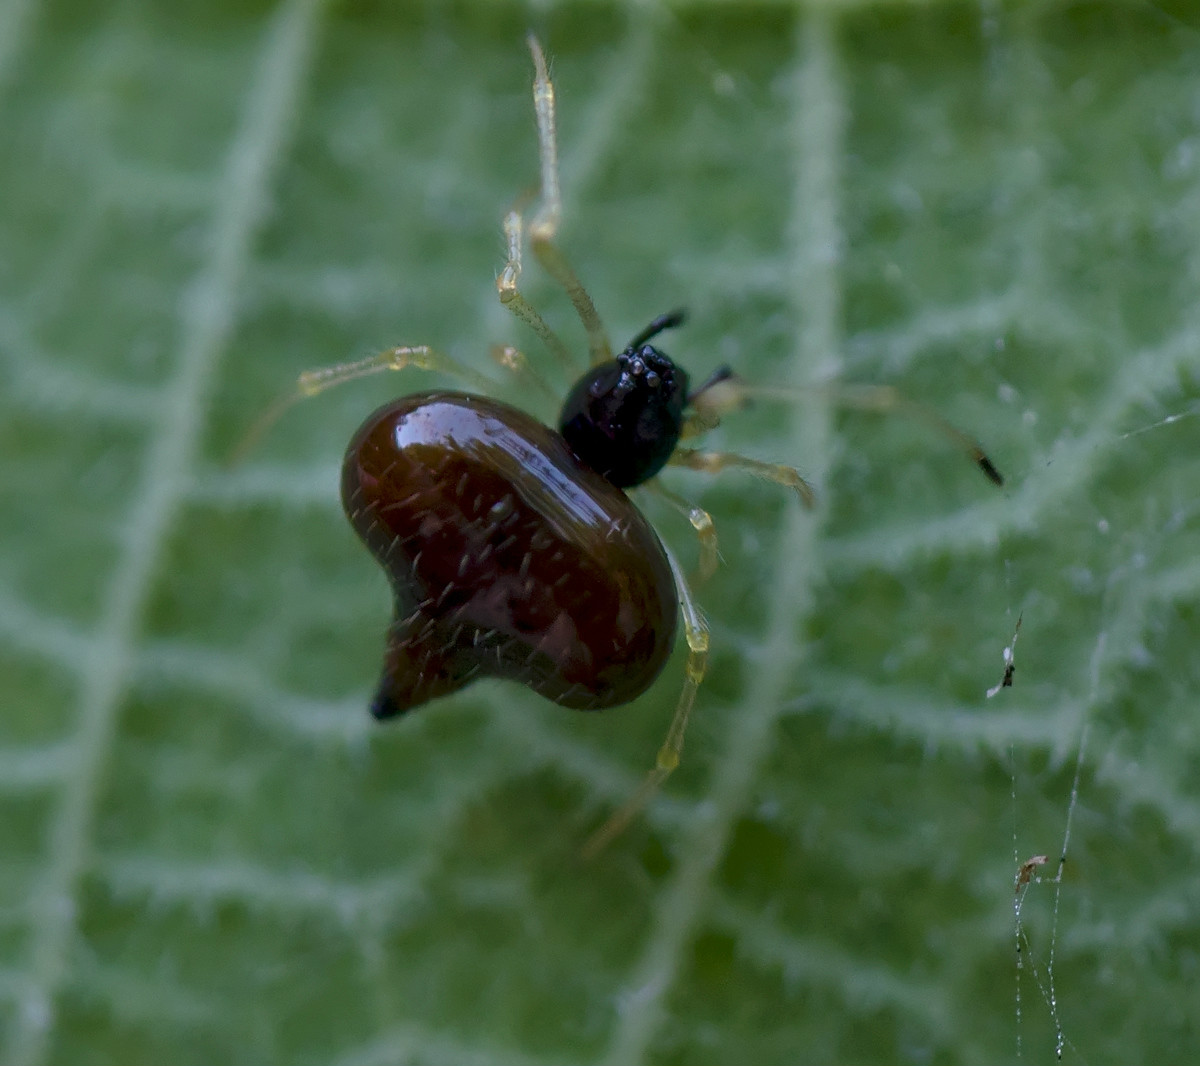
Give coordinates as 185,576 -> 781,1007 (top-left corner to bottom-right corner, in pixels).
977,454 -> 1004,487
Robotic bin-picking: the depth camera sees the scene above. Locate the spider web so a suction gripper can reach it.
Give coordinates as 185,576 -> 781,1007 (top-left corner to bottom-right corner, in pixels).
1,2 -> 1198,1064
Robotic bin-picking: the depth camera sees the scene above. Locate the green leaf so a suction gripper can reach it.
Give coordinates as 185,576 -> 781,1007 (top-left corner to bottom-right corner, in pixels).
3,1 -> 1198,1063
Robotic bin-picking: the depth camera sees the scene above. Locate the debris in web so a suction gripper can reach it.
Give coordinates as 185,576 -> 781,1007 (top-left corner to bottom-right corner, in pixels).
987,612 -> 1023,698
1015,853 -> 1048,894
1012,843 -> 1080,1062
1010,631 -> 1107,1062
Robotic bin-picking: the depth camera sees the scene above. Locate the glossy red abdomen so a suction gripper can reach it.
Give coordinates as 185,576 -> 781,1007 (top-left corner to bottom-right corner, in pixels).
341,391 -> 678,718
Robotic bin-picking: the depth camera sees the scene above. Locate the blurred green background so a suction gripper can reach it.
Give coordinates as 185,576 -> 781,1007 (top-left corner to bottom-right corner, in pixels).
2,0 -> 1198,1062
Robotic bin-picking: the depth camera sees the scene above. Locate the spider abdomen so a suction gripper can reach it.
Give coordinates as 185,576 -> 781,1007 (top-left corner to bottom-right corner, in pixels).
341,391 -> 679,718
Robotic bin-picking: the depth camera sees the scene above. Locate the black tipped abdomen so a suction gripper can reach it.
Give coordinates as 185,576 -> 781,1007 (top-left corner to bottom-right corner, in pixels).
341,391 -> 678,716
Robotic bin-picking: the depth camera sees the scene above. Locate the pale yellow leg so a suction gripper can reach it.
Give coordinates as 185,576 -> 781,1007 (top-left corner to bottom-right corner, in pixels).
670,446 -> 817,509
489,343 -> 560,409
796,382 -> 1003,485
643,480 -> 720,584
498,36 -> 612,368
496,210 -> 576,373
681,368 -> 743,439
688,378 -> 1003,486
583,542 -> 709,858
228,344 -> 493,464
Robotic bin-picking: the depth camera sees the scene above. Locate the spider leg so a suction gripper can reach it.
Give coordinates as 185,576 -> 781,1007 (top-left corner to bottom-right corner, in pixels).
497,37 -> 613,369
228,344 -> 493,463
583,540 -> 709,858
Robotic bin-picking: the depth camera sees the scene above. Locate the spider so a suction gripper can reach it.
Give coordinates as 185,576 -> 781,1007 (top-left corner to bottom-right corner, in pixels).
241,36 -> 1002,854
